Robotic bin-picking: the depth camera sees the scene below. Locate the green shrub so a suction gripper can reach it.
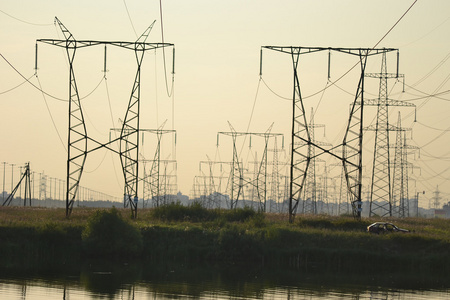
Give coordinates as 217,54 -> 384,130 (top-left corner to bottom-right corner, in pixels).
82,208 -> 143,258
150,202 -> 217,222
221,206 -> 256,222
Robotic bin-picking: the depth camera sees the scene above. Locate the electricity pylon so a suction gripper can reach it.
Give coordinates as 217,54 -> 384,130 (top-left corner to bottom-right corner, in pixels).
432,186 -> 442,210
364,52 -> 414,218
217,123 -> 283,210
301,108 -> 331,215
199,159 -> 232,208
268,137 -> 287,212
38,17 -> 174,217
261,46 -> 398,222
391,112 -> 416,217
2,162 -> 31,207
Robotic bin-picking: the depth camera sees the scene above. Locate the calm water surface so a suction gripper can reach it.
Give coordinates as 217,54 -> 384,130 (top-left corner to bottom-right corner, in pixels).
1,261 -> 449,299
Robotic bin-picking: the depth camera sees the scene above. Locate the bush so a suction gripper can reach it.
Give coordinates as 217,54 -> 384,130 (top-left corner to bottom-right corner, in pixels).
82,208 -> 143,258
150,202 -> 216,222
221,206 -> 256,222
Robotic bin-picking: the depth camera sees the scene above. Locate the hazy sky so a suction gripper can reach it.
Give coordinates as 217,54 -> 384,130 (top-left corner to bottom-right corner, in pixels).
1,1 -> 449,209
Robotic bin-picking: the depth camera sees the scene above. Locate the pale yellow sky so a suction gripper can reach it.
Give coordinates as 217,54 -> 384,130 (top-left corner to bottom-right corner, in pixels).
1,1 -> 449,209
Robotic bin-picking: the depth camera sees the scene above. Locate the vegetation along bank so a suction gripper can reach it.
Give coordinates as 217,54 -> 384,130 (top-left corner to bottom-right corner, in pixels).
0,204 -> 449,272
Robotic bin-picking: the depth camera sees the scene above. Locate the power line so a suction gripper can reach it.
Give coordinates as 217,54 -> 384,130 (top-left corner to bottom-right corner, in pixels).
0,9 -> 53,26
122,0 -> 138,38
416,121 -> 450,132
159,0 -> 175,98
261,0 -> 418,102
403,84 -> 450,102
0,51 -> 67,102
0,73 -> 34,95
34,74 -> 67,152
1,51 -> 109,103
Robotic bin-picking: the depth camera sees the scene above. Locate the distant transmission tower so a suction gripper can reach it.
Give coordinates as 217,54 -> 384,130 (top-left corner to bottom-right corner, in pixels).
2,162 -> 31,207
364,52 -> 414,218
432,186 -> 442,210
217,123 -> 282,210
37,17 -> 174,218
391,112 -> 414,218
301,108 -> 330,215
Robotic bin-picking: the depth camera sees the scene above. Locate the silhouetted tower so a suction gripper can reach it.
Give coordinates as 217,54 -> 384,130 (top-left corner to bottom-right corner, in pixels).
432,186 -> 442,210
39,173 -> 47,201
217,123 -> 282,210
38,17 -> 174,218
268,137 -> 287,212
302,108 -> 331,214
2,162 -> 31,207
391,112 -> 413,217
147,126 -> 176,207
365,51 -> 414,217
261,46 -> 397,221
199,159 -> 232,208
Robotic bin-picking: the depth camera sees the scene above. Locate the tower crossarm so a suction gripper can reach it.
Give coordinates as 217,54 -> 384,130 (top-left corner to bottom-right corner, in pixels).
364,124 -> 412,132
365,73 -> 403,79
262,46 -> 397,57
360,98 -> 415,107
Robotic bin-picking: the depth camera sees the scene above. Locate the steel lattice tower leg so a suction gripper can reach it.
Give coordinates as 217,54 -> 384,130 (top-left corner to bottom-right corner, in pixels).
120,50 -> 145,218
342,50 -> 368,220
289,51 -> 311,222
52,19 -> 88,217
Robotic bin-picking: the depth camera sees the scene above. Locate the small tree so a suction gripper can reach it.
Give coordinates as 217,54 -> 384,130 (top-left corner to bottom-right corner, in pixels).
82,208 -> 143,258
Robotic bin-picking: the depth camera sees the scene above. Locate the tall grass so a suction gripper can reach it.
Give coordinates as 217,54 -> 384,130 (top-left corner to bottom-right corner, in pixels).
0,206 -> 449,270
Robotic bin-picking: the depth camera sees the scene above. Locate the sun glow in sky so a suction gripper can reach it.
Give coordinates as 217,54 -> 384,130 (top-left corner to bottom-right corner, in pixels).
1,1 -> 449,210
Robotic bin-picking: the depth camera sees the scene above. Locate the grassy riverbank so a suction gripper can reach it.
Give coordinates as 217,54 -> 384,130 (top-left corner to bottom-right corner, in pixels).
1,205 -> 449,272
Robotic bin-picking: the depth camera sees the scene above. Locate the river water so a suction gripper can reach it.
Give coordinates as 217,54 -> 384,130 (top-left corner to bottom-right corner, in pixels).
1,260 -> 449,299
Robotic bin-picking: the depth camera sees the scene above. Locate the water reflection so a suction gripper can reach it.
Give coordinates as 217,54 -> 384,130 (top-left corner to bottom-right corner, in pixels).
1,260 -> 449,299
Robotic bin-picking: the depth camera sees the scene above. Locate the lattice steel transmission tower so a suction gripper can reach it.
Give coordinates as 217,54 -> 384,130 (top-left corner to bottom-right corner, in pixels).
432,186 -> 442,210
391,112 -> 415,218
217,123 -> 282,210
38,17 -> 174,217
2,163 -> 32,207
268,137 -> 287,212
199,159 -> 232,208
261,47 -> 397,221
301,108 -> 330,215
140,125 -> 177,207
39,173 -> 47,201
364,52 -> 414,218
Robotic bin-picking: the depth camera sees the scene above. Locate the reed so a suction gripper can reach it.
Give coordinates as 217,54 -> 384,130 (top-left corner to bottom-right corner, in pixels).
0,206 -> 449,271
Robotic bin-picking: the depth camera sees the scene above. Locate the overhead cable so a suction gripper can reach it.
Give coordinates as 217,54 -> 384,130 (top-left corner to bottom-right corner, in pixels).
159,0 -> 175,98
34,74 -> 67,152
0,9 -> 53,26
122,0 -> 138,38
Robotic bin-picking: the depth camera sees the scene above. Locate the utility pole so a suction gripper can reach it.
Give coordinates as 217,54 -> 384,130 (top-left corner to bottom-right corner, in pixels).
38,17 -> 174,218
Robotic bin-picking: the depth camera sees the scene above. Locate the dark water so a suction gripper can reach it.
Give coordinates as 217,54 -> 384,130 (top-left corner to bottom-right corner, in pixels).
1,260 -> 449,299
